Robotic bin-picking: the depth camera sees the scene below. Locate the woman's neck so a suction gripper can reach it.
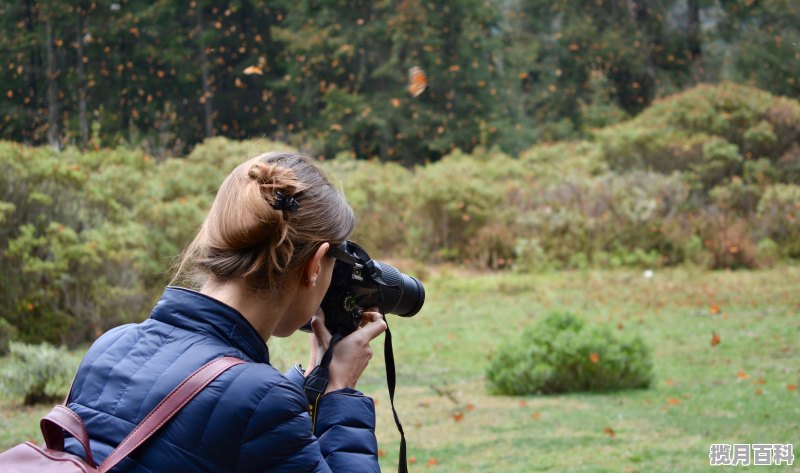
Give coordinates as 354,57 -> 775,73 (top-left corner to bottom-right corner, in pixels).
199,278 -> 290,343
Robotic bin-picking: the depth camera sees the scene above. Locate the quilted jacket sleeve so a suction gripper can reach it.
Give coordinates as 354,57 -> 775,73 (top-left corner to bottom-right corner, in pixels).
283,365 -> 380,472
237,368 -> 379,473
314,389 -> 380,472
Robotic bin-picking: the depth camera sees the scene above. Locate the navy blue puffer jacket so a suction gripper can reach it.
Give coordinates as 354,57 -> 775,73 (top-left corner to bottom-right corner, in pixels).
64,287 -> 380,472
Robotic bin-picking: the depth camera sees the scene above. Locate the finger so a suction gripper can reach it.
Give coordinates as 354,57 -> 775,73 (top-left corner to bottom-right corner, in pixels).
357,315 -> 387,342
310,315 -> 332,347
361,311 -> 383,323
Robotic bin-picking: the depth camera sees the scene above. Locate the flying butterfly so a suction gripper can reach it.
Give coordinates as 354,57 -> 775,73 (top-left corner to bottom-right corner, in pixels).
243,65 -> 263,75
408,66 -> 427,97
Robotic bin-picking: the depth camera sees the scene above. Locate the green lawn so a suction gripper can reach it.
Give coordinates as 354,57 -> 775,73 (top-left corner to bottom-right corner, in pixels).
2,267 -> 799,472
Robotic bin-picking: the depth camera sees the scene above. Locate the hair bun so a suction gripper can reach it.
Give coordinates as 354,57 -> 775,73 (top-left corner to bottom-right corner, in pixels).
247,162 -> 302,209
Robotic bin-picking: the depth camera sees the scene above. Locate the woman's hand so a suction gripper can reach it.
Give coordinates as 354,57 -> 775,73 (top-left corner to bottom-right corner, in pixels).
305,307 -> 387,394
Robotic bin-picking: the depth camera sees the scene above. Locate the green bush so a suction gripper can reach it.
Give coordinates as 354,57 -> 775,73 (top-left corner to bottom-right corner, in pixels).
0,138 -> 296,345
322,156 -> 413,256
0,318 -> 18,356
516,171 -> 690,268
595,82 -> 800,186
487,312 -> 653,395
519,140 -> 607,182
0,142 -> 153,345
407,149 -> 521,264
0,342 -> 74,405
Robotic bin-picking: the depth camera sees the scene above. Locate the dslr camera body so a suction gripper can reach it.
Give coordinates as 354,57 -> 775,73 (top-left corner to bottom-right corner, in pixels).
303,241 -> 425,336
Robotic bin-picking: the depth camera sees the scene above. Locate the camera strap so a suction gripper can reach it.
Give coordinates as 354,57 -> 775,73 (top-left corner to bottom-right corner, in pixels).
303,333 -> 343,433
383,318 -> 409,473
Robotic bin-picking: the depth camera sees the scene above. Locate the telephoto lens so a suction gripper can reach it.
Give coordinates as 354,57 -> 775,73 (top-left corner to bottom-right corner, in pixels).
369,261 -> 425,317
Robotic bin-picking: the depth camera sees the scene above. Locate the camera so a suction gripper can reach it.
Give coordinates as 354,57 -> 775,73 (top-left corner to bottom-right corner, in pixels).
302,241 -> 425,336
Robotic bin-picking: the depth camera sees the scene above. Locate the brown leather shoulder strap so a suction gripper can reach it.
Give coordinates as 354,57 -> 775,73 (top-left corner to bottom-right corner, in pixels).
41,405 -> 98,467
98,356 -> 245,472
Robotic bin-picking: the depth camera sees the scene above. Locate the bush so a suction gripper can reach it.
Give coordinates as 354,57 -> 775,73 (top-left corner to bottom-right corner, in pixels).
487,312 -> 653,395
0,138 -> 298,345
519,140 -> 607,183
756,184 -> 800,258
0,342 -> 73,405
0,318 -> 18,356
694,211 -> 758,269
322,156 -> 413,256
516,171 -> 690,268
0,142 -> 154,345
595,83 -> 800,186
407,149 -> 521,264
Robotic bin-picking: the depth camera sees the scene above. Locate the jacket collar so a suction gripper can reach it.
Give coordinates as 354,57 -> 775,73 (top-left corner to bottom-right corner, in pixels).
150,286 -> 270,364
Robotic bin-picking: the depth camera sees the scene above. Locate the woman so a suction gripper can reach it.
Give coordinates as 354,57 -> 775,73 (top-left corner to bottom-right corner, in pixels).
65,151 -> 386,472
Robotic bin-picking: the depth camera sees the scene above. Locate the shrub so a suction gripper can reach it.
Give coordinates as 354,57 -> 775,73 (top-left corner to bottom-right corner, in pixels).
0,342 -> 73,405
693,210 -> 758,269
0,142 -> 156,345
407,149 -> 520,264
595,83 -> 800,187
0,318 -> 18,356
709,179 -> 761,216
519,140 -> 607,183
516,171 -> 690,268
513,238 -> 556,273
322,156 -> 413,256
756,184 -> 800,258
487,312 -> 653,395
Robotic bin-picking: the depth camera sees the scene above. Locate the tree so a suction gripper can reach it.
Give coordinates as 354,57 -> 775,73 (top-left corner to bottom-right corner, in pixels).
275,0 -> 505,162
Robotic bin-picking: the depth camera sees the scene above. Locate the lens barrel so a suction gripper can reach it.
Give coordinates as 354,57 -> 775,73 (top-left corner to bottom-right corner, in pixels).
373,261 -> 426,317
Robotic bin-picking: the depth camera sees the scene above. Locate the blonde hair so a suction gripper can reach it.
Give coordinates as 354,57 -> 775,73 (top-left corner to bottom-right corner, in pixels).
171,151 -> 355,291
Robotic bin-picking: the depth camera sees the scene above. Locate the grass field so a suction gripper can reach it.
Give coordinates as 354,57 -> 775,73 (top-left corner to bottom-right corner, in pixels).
2,266 -> 799,472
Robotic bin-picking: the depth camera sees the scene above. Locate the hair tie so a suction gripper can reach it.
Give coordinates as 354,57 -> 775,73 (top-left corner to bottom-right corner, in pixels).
272,191 -> 300,213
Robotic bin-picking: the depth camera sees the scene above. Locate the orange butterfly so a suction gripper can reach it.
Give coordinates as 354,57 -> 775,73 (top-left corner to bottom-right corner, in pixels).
243,65 -> 263,75
408,66 -> 427,97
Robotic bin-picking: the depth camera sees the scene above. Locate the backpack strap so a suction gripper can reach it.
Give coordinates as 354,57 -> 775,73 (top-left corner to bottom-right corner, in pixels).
41,405 -> 98,467
98,356 -> 245,472
41,356 -> 245,472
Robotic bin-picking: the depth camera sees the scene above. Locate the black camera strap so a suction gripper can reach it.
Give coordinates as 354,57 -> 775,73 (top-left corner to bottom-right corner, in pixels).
304,326 -> 407,472
382,317 -> 408,473
304,333 -> 343,433
375,284 -> 409,473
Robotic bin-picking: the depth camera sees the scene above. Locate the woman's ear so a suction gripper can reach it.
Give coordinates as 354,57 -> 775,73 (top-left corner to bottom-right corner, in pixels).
303,242 -> 331,288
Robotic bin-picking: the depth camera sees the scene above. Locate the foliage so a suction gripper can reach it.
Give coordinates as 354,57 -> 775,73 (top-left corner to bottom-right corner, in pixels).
487,311 -> 653,395
0,319 -> 18,357
0,142 -> 154,345
756,184 -> 800,258
406,149 -> 521,264
516,171 -> 691,269
1,1 -> 799,161
322,156 -> 412,256
587,82 -> 800,268
596,83 -> 800,185
0,137 -> 291,346
2,83 -> 800,346
0,342 -> 72,405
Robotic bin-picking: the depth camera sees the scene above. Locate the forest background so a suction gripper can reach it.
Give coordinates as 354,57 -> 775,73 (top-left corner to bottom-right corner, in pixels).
0,0 -> 799,348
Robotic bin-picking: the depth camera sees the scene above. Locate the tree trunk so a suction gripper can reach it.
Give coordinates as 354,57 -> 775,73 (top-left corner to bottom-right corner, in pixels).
23,0 -> 39,144
687,0 -> 703,82
196,7 -> 214,138
615,0 -> 656,114
45,18 -> 61,150
76,9 -> 88,148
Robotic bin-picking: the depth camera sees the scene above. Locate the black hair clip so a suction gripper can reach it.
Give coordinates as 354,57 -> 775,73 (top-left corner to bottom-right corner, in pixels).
272,191 -> 300,213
